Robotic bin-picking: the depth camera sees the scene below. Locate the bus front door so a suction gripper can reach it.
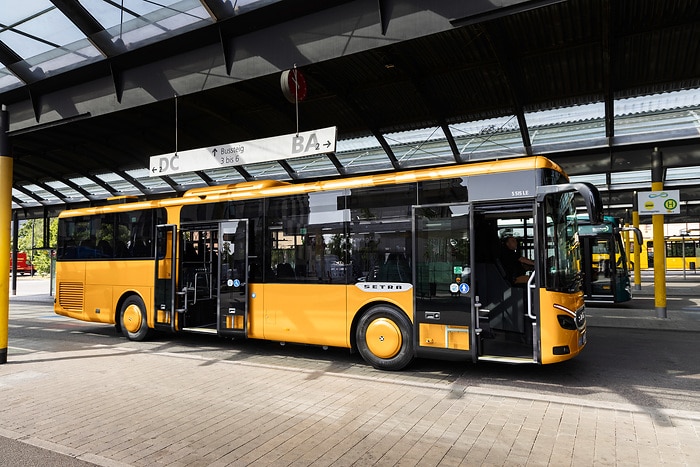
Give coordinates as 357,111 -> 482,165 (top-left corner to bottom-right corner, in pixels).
217,220 -> 248,338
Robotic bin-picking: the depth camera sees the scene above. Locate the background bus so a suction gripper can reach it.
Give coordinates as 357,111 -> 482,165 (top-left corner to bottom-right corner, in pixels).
631,235 -> 700,271
577,216 -> 641,304
54,156 -> 601,370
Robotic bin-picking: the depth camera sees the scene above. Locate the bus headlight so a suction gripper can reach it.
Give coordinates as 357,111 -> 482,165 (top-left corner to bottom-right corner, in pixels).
557,314 -> 577,330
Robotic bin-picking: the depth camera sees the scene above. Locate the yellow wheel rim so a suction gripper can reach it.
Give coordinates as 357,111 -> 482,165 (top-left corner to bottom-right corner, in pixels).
365,318 -> 402,359
123,304 -> 143,333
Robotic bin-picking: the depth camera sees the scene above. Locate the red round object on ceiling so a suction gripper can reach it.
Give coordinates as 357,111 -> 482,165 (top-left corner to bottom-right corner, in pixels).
281,69 -> 307,103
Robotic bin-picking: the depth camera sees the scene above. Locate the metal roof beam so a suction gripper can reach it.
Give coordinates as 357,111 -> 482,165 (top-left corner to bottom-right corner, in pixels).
325,152 -> 347,176
278,160 -> 298,180
13,185 -> 46,205
0,40 -> 39,84
85,174 -> 119,197
49,0 -> 126,57
200,0 -> 236,21
13,159 -> 96,200
374,131 -> 401,171
113,170 -> 149,195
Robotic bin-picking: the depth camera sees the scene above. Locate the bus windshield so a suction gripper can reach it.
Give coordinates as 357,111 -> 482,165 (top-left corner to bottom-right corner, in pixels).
543,192 -> 581,293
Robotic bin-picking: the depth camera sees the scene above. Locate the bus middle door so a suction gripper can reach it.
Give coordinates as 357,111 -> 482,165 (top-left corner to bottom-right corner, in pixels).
217,220 -> 248,338
414,203 -> 474,362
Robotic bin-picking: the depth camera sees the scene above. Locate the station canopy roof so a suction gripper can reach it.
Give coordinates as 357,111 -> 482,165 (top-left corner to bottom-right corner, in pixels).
1,0 -> 699,222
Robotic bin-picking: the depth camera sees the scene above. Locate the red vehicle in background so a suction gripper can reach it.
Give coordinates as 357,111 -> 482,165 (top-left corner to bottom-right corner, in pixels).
10,252 -> 35,276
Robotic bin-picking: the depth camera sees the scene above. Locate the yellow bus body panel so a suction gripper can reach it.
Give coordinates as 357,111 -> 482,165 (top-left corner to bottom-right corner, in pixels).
247,283 -> 414,348
259,284 -> 348,346
55,260 -> 153,326
538,289 -> 585,364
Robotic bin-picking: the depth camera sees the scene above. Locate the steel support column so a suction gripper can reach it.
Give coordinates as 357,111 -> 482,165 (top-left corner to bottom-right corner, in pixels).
651,148 -> 666,319
0,105 -> 12,364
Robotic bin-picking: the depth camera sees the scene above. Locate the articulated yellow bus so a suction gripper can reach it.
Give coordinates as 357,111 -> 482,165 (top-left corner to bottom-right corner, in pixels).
55,156 -> 601,370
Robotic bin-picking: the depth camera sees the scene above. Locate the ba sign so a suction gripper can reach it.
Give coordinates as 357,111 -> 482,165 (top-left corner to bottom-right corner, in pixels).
150,126 -> 337,177
638,190 -> 681,215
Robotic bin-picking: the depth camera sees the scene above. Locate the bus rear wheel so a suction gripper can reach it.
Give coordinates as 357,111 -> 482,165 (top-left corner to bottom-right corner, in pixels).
356,305 -> 414,371
119,295 -> 150,341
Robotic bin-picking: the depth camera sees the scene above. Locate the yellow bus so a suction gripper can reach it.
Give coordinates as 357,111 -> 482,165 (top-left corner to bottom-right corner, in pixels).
630,236 -> 700,271
55,156 -> 601,370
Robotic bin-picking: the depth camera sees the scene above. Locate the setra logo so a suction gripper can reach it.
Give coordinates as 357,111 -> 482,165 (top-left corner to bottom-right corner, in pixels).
356,282 -> 413,292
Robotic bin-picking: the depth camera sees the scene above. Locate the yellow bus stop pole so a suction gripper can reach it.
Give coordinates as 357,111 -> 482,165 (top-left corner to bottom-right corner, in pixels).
651,147 -> 666,319
632,192 -> 641,290
0,105 -> 12,364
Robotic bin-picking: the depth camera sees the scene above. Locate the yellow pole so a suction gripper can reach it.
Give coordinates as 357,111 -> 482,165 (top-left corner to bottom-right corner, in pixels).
0,105 -> 11,364
632,206 -> 641,290
651,148 -> 666,319
624,216 -> 631,271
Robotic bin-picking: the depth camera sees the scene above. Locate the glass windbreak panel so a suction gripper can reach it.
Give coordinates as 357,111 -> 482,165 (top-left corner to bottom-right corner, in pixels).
95,172 -> 135,194
543,192 -> 581,293
450,116 -> 524,161
12,188 -> 39,205
78,0 -> 212,51
204,166 -> 246,185
667,166 -> 700,182
243,161 -> 289,180
569,173 -> 607,187
0,70 -> 23,93
45,180 -> 87,201
125,168 -> 173,192
1,3 -> 101,75
286,154 -> 339,178
335,135 -> 394,174
384,127 -> 456,168
610,170 -> 650,186
614,89 -> 700,143
22,184 -> 60,204
527,102 -> 606,152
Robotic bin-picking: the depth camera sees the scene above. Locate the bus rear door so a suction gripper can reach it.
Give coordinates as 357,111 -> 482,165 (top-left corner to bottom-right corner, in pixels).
217,220 -> 248,338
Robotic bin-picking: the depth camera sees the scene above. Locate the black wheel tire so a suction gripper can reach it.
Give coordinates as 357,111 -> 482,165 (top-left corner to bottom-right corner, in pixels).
119,295 -> 150,341
356,305 -> 414,371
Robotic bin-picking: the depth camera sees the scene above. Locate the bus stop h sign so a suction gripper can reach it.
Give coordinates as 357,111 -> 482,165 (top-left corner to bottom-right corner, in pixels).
638,190 -> 681,215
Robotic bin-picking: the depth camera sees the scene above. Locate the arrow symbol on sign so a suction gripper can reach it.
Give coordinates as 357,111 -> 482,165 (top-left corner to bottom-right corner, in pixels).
212,148 -> 218,157
324,141 -> 331,148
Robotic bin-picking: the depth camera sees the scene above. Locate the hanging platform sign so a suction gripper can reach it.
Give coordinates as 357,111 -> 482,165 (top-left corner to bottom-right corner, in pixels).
150,126 -> 336,177
638,190 -> 681,215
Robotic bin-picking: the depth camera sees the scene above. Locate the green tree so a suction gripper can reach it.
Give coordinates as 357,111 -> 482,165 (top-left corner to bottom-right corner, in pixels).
14,218 -> 58,276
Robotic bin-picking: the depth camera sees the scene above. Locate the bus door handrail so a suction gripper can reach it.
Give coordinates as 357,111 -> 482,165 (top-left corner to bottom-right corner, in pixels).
526,271 -> 536,320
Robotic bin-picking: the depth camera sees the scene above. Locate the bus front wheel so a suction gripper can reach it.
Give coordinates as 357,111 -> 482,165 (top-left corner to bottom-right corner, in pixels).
356,305 -> 414,371
119,295 -> 150,341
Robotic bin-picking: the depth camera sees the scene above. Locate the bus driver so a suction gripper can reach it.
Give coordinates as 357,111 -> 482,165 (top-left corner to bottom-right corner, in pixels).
500,236 -> 535,285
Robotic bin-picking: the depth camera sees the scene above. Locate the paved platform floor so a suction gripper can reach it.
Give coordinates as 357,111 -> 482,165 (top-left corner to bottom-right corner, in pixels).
1,272 -> 699,466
